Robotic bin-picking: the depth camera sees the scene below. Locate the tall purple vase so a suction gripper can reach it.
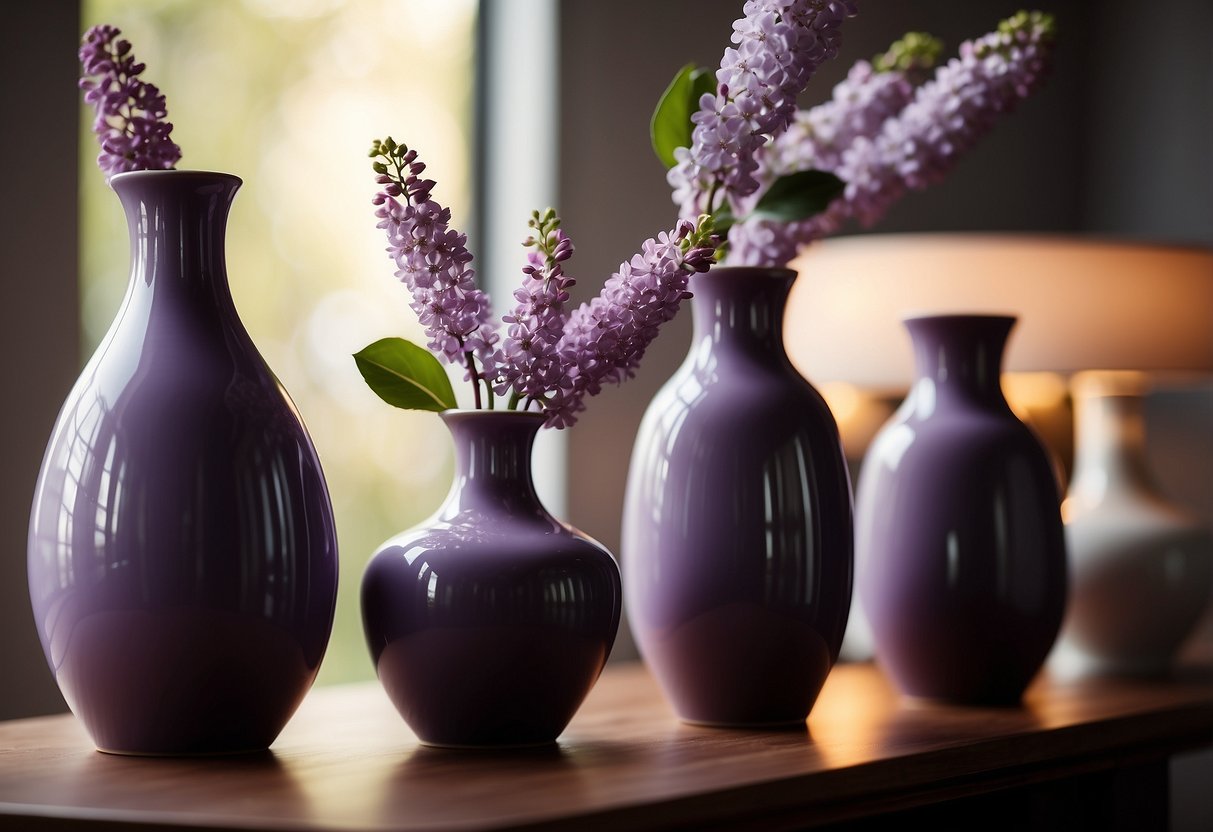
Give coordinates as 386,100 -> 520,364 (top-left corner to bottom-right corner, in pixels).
361,410 -> 621,748
622,267 -> 853,727
856,314 -> 1067,705
27,170 -> 339,755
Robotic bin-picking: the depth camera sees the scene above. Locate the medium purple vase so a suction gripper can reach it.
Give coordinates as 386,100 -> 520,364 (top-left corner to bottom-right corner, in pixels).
27,170 -> 339,755
856,314 -> 1067,705
622,267 -> 854,727
361,410 -> 621,748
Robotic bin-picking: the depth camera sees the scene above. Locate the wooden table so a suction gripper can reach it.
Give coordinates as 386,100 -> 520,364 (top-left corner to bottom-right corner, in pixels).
0,660 -> 1209,831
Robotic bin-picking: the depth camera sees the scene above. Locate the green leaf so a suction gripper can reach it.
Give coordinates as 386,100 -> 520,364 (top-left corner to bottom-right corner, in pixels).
749,170 -> 846,223
353,338 -> 458,412
650,64 -> 716,169
689,67 -> 717,105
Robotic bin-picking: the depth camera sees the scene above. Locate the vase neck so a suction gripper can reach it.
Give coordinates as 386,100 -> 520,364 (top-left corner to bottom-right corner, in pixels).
441,411 -> 545,513
690,267 -> 796,362
1068,390 -> 1158,503
112,171 -> 241,305
905,315 -> 1014,407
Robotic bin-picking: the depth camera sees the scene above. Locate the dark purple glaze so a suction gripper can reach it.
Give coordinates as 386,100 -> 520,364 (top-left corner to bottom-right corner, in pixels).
856,314 -> 1067,705
622,267 -> 853,726
27,171 -> 339,754
361,410 -> 621,748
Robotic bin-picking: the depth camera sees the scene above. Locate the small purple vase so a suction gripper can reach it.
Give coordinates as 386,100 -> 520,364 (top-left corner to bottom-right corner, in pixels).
622,267 -> 854,727
361,410 -> 621,748
27,170 -> 339,755
856,314 -> 1067,705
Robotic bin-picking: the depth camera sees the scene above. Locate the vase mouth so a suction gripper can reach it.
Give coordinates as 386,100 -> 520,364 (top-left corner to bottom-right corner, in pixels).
439,408 -> 547,425
109,169 -> 243,188
900,312 -> 1017,326
703,265 -> 797,280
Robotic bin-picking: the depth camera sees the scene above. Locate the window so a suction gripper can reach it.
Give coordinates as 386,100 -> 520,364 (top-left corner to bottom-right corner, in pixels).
80,0 -> 480,684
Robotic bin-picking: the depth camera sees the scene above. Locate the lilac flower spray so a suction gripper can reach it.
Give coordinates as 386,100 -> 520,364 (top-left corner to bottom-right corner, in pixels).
547,218 -> 718,428
499,209 -> 577,411
79,24 -> 181,178
806,12 -> 1058,243
667,0 -> 858,221
370,138 -> 498,408
727,31 -> 944,265
358,139 -> 721,429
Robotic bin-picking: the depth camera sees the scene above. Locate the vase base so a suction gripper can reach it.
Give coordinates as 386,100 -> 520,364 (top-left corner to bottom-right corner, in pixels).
417,738 -> 559,751
95,745 -> 270,758
900,693 -> 1024,710
680,717 -> 807,730
1048,645 -> 1173,681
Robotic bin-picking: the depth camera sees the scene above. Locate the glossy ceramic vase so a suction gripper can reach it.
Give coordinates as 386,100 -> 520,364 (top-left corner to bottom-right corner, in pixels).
857,314 -> 1067,705
27,170 -> 339,754
1050,373 -> 1212,677
623,267 -> 854,727
362,410 -> 621,747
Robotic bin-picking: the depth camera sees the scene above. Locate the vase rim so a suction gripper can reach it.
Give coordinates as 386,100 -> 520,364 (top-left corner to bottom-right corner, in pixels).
703,265 -> 797,279
901,311 -> 1017,325
439,408 -> 547,424
109,169 -> 243,188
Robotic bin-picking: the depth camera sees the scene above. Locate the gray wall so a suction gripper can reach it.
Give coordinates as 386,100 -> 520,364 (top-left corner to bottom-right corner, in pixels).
0,2 -> 78,719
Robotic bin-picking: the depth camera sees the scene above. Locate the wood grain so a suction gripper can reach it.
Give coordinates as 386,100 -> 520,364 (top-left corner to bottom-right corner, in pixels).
0,661 -> 1209,830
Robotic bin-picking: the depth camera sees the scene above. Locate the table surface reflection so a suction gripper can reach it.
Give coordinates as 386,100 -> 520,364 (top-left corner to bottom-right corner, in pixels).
0,660 -> 1209,830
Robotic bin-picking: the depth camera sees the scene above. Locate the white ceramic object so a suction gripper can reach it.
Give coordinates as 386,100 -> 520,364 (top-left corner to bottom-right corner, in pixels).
1050,374 -> 1213,677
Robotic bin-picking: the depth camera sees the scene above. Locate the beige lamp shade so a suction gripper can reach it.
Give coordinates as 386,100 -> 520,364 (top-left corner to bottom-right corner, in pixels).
785,233 -> 1213,390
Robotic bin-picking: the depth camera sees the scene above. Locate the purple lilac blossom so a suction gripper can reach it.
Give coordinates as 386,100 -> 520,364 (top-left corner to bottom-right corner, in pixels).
727,32 -> 942,265
499,216 -> 577,407
546,220 -> 718,429
370,140 -> 723,424
371,140 -> 499,388
667,1 -> 859,222
79,25 -> 181,179
731,12 -> 1056,266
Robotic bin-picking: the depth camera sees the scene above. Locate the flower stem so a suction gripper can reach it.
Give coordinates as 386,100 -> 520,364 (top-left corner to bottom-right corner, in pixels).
705,179 -> 723,216
465,353 -> 483,410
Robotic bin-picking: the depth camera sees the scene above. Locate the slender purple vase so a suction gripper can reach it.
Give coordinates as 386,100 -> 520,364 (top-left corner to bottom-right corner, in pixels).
622,267 -> 853,727
27,170 -> 339,755
361,410 -> 621,748
856,314 -> 1067,705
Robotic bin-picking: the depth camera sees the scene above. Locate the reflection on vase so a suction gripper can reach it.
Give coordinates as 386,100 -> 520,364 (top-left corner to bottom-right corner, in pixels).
856,314 -> 1067,705
623,267 -> 853,727
1051,372 -> 1213,677
27,171 -> 339,755
362,410 -> 621,748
